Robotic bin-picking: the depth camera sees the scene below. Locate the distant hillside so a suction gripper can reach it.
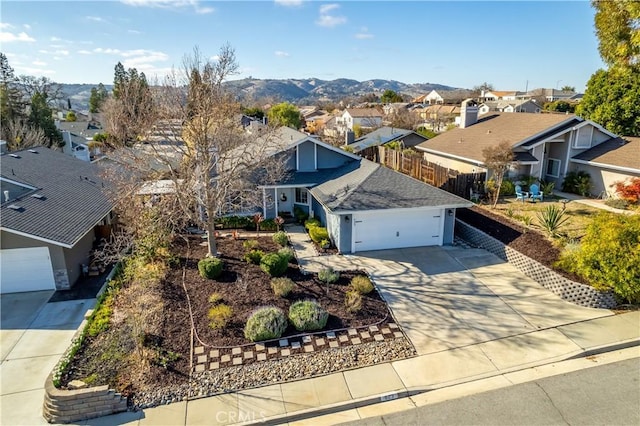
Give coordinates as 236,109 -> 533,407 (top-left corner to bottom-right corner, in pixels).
60,78 -> 464,111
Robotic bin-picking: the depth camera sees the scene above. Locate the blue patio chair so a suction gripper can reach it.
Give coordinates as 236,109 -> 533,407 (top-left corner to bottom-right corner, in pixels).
529,184 -> 543,202
515,185 -> 527,203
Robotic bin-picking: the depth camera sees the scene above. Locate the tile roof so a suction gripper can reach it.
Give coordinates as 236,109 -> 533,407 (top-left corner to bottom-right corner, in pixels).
572,137 -> 640,171
416,113 -> 578,163
309,159 -> 471,212
1,147 -> 112,247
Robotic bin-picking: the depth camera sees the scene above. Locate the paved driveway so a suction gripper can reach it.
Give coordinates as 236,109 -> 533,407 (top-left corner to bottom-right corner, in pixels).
1,291 -> 94,425
350,246 -> 613,355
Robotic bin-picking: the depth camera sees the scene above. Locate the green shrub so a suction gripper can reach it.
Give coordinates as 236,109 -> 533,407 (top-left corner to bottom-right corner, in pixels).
351,275 -> 374,294
272,231 -> 288,247
556,213 -> 640,303
278,247 -> 295,263
605,198 -> 629,210
208,304 -> 233,330
260,253 -> 289,277
243,239 -> 259,250
537,205 -> 570,237
319,239 -> 331,249
540,180 -> 556,196
304,217 -> 321,230
244,249 -> 265,264
516,174 -> 538,187
318,267 -> 339,284
215,215 -> 252,230
261,218 -> 278,232
271,277 -> 295,297
309,226 -> 329,243
344,290 -> 362,313
198,257 -> 224,279
288,300 -> 329,331
208,293 -> 222,304
294,206 -> 308,223
562,171 -> 591,196
500,179 -> 516,196
87,294 -> 114,337
244,306 -> 288,342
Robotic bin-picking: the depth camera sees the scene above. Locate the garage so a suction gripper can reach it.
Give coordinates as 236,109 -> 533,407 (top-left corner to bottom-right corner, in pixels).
0,247 -> 56,293
352,208 -> 444,252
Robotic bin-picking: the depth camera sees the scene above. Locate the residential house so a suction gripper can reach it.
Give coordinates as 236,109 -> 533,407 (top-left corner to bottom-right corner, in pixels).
383,103 -> 411,115
335,108 -> 383,135
57,120 -> 104,162
1,147 -> 113,293
424,90 -> 444,105
525,88 -> 581,102
415,100 -> 640,197
257,128 -> 471,253
480,90 -> 521,101
478,99 -> 542,115
415,104 -> 461,131
346,126 -> 428,153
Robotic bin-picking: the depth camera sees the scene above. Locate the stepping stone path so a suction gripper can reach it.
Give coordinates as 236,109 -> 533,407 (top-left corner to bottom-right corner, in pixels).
192,322 -> 406,372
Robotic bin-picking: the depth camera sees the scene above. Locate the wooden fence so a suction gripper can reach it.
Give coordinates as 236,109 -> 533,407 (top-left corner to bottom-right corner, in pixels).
359,145 -> 485,199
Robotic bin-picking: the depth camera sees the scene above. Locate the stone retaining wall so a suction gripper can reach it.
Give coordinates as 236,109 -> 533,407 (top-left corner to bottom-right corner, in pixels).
43,373 -> 127,423
455,219 -> 617,309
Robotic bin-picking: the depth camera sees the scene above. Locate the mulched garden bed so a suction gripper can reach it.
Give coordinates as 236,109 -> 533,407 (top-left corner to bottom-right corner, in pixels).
456,206 -> 585,284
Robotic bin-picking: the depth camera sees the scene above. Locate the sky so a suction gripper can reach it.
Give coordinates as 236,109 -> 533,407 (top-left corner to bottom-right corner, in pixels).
1,1 -> 605,91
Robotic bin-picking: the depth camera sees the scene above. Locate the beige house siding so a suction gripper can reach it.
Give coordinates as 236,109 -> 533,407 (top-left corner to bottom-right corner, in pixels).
421,152 -> 485,174
570,162 -> 640,198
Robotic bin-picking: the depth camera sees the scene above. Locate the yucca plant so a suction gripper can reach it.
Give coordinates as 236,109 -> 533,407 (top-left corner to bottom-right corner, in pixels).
537,204 -> 570,237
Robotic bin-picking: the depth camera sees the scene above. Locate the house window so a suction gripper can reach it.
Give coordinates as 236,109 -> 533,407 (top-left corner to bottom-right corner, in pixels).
295,188 -> 308,204
546,158 -> 561,178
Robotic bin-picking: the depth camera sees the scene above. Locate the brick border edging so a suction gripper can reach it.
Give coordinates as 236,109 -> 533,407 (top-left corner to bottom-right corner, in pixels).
455,219 -> 617,309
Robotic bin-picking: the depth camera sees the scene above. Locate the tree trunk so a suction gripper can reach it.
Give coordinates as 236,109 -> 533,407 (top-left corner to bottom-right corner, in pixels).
492,174 -> 503,209
206,209 -> 218,257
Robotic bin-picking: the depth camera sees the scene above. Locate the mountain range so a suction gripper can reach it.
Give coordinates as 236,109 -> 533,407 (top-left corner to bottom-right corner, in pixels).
60,78 -> 464,112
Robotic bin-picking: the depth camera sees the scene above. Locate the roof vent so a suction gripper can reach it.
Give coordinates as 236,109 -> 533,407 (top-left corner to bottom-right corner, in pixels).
8,204 -> 22,211
9,153 -> 20,158
3,190 -> 9,202
28,149 -> 38,153
31,193 -> 45,199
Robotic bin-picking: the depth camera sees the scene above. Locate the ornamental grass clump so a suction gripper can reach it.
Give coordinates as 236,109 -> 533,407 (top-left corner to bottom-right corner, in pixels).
351,275 -> 374,294
244,306 -> 288,342
198,257 -> 223,279
537,204 -> 570,237
288,300 -> 329,331
271,277 -> 295,297
344,290 -> 362,313
272,231 -> 288,247
208,304 -> 233,330
243,249 -> 265,265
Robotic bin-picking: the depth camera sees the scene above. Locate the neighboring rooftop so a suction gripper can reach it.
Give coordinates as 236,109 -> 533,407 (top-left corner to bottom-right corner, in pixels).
345,108 -> 383,118
415,113 -> 578,163
0,147 -> 112,247
348,126 -> 422,153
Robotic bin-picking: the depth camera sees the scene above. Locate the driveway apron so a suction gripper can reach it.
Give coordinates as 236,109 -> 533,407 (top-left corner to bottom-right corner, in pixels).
350,246 -> 612,355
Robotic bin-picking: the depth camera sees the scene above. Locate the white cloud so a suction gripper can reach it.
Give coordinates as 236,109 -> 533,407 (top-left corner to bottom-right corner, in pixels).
14,65 -> 55,75
0,31 -> 36,43
123,52 -> 169,67
32,60 -> 47,66
121,0 -> 214,14
128,29 -> 142,34
0,23 -> 14,30
274,50 -> 290,57
86,16 -> 107,23
316,3 -> 346,28
23,24 -> 31,30
210,55 -> 220,61
274,0 -> 303,6
78,50 -> 92,55
355,27 -> 374,39
92,47 -> 170,70
93,47 -> 122,54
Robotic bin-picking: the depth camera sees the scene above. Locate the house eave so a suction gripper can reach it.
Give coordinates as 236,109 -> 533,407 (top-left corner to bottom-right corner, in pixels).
0,227 -> 74,248
415,147 -> 485,167
569,158 -> 640,175
329,203 -> 473,215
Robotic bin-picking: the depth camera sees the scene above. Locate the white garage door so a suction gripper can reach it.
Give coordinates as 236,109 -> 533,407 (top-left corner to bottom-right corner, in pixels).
0,247 -> 56,293
353,209 -> 443,252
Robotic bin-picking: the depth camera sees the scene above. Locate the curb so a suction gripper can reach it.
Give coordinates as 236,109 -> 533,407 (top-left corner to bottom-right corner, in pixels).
244,339 -> 640,426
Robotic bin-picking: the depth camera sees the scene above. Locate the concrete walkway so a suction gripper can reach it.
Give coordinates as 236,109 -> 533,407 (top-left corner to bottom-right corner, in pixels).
553,190 -> 636,214
0,291 -> 95,426
89,226 -> 640,425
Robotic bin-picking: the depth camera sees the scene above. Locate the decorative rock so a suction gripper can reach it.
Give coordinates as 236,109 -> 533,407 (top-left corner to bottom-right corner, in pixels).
389,323 -> 399,330
194,346 -> 205,355
279,339 -> 289,347
232,358 -> 242,365
374,334 -> 384,342
339,335 -> 349,343
351,337 -> 362,345
281,349 -> 291,356
329,341 -> 339,348
369,325 -> 379,332
255,343 -> 266,352
381,328 -> 391,335
209,362 -> 219,370
347,328 -> 357,336
209,349 -> 220,358
268,347 -> 278,355
315,338 -> 325,346
360,332 -> 371,339
197,355 -> 207,364
393,331 -> 403,338
67,380 -> 88,390
232,347 -> 242,355
257,353 -> 267,361
195,364 -> 205,372
244,351 -> 254,359
221,355 -> 231,363
304,345 -> 314,353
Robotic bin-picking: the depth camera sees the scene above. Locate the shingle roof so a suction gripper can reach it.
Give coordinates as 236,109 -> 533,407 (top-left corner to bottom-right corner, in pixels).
0,147 -> 112,247
348,126 -> 423,152
415,113 -> 579,163
572,137 -> 640,171
345,108 -> 383,118
309,159 -> 472,212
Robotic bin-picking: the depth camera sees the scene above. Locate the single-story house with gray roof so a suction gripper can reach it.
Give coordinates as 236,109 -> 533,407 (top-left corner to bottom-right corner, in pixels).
347,126 -> 428,153
1,147 -> 113,293
259,128 -> 471,253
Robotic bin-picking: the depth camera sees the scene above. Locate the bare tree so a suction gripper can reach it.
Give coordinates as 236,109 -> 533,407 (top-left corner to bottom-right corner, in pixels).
482,141 -> 514,208
1,117 -> 48,151
17,75 -> 64,108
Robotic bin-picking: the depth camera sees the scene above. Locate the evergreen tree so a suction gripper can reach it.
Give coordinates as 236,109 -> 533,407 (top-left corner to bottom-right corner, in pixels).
28,92 -> 63,147
0,53 -> 26,131
89,83 -> 108,113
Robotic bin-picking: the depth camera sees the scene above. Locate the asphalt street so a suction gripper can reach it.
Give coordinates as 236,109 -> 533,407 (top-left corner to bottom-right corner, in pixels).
343,357 -> 640,426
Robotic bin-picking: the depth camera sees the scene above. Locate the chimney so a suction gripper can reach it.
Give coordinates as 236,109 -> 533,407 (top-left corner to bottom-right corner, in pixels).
459,99 -> 478,129
4,190 -> 9,202
345,131 -> 355,145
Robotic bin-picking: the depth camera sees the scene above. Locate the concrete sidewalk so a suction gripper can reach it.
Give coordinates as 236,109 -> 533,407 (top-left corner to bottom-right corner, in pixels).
91,311 -> 639,426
